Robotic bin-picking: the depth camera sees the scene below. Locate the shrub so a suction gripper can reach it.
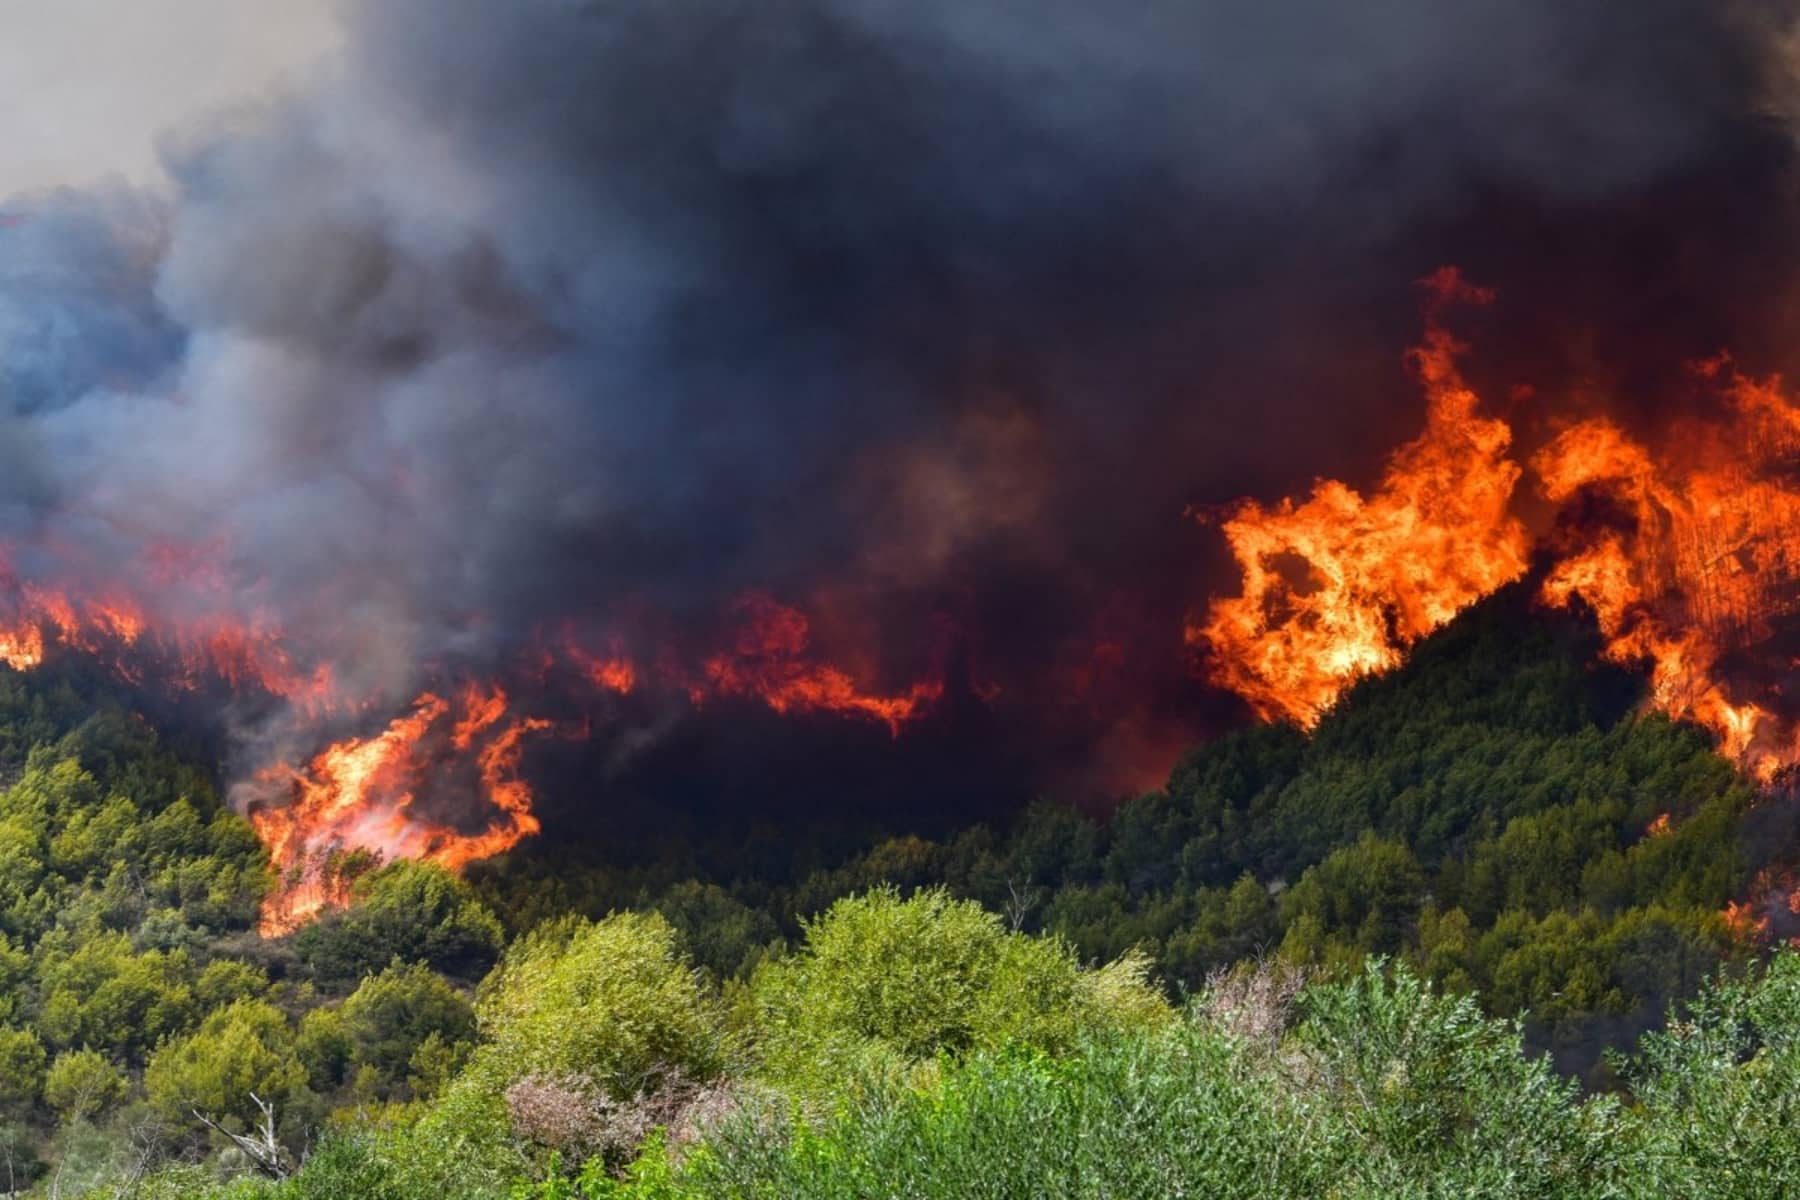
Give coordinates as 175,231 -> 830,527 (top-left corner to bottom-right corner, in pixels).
748,887 -> 1169,1094
1625,951 -> 1800,1199
400,911 -> 724,1194
294,861 -> 504,982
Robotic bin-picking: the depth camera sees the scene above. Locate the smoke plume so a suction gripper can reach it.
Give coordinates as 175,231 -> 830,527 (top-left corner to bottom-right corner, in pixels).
2,0 -> 1798,854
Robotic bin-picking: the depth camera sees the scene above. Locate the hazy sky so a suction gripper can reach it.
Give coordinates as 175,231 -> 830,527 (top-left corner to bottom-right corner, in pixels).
0,0 -> 340,197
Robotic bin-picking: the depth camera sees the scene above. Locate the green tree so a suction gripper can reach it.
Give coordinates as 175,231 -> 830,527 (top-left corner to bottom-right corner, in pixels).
143,998 -> 307,1130
339,962 -> 476,1100
0,1027 -> 45,1120
1279,833 -> 1425,955
43,1048 -> 128,1121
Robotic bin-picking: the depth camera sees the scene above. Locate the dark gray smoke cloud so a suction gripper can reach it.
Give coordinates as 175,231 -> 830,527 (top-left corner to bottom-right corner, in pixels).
0,0 -> 1794,799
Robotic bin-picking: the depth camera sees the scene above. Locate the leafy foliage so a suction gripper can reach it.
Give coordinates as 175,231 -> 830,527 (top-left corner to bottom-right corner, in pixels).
749,887 -> 1168,1093
294,861 -> 505,983
0,587 -> 1796,1194
144,998 -> 309,1128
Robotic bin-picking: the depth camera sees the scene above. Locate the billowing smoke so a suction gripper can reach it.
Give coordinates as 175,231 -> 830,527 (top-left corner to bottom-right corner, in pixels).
2,0 -> 1797,849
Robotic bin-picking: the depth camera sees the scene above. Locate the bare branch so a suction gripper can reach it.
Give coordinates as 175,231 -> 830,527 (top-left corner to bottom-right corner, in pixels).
190,1094 -> 289,1181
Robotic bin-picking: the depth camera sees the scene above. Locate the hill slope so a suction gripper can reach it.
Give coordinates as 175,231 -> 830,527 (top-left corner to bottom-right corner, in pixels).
0,580 -> 1784,1191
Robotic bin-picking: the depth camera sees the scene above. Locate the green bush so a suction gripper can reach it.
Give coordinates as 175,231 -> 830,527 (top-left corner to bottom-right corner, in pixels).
1624,952 -> 1800,1198
393,911 -> 725,1196
748,887 -> 1169,1095
1296,959 -> 1630,1197
293,861 -> 505,983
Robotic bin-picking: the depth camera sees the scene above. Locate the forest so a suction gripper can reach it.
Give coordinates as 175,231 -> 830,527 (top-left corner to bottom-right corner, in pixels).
0,583 -> 1794,1197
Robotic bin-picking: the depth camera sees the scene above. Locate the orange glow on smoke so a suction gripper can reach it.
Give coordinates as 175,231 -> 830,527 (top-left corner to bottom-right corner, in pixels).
0,558 -> 945,932
251,686 -> 548,936
692,592 -> 944,736
0,559 -> 341,716
1191,269 -> 1529,726
562,635 -> 638,695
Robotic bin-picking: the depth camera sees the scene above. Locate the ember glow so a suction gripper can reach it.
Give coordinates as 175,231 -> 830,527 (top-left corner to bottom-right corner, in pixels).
690,593 -> 945,737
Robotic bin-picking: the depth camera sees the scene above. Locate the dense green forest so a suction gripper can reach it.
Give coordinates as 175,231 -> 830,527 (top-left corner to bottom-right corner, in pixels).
0,583 -> 1793,1196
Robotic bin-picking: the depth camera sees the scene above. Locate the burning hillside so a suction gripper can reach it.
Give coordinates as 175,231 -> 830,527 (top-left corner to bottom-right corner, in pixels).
1199,273 -> 1800,792
0,575 -> 956,930
3,0 -> 1800,931
17,259 -> 1800,933
1191,270 -> 1530,727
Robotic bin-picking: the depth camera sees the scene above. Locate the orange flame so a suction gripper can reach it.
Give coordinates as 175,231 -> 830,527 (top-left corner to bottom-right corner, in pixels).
692,593 -> 944,736
0,621 -> 44,672
1722,897 -> 1770,942
1196,273 -> 1800,791
562,635 -> 638,695
0,560 -> 340,715
251,686 -> 548,936
0,557 -> 943,933
1190,270 -> 1529,726
1531,364 -> 1800,782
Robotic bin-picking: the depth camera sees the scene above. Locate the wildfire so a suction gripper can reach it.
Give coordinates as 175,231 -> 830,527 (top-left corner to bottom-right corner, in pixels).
0,558 -> 947,932
0,562 -> 340,714
0,622 -> 43,672
1531,363 -> 1800,782
1718,866 -> 1800,947
29,264 -> 1800,938
690,593 -> 944,736
571,645 -> 637,695
250,685 -> 549,936
1196,272 -> 1800,787
1191,269 -> 1530,726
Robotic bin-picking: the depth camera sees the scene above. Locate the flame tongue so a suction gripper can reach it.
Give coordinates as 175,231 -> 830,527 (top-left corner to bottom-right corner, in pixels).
1196,274 -> 1800,787
251,685 -> 548,937
1532,366 -> 1800,781
690,592 -> 945,736
1191,271 -> 1530,727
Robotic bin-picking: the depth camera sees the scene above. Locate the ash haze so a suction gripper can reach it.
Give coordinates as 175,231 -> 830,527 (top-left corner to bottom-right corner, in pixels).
0,0 -> 339,194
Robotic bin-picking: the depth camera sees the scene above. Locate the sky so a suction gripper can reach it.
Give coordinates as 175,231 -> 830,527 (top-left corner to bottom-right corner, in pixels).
0,0 -> 340,196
